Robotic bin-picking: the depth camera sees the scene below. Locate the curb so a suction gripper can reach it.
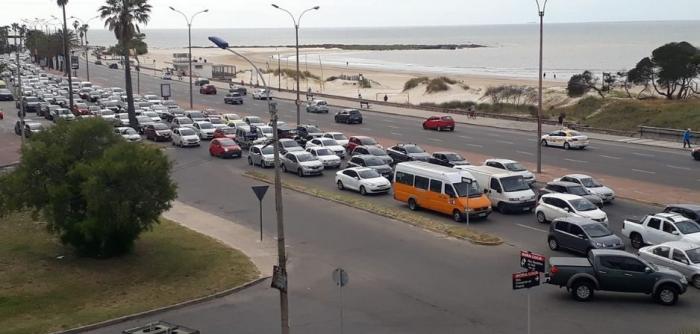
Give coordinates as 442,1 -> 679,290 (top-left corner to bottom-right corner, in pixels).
49,276 -> 269,334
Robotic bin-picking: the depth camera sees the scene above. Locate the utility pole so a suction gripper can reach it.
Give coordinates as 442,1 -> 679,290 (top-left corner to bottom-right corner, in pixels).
535,0 -> 549,174
277,49 -> 281,91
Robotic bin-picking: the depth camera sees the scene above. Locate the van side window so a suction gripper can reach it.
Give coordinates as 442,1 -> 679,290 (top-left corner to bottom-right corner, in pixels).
414,176 -> 429,190
395,172 -> 414,186
555,221 -> 570,233
445,185 -> 456,197
490,178 -> 502,192
429,180 -> 442,193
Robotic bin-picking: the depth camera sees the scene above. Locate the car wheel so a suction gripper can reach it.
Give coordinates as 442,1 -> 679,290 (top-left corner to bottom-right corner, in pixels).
564,142 -> 571,150
571,280 -> 594,302
548,237 -> 559,250
655,285 -> 679,306
453,210 -> 464,222
408,198 -> 418,211
360,186 -> 367,196
536,211 -> 547,224
337,180 -> 345,190
692,275 -> 700,289
541,140 -> 548,147
497,202 -> 508,214
630,233 -> 644,249
297,168 -> 304,177
248,157 -> 253,165
423,124 -> 428,130
450,127 -> 454,131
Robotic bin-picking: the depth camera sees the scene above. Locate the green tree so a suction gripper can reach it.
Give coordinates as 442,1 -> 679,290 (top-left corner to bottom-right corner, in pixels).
631,42 -> 699,100
567,70 -> 604,98
99,0 -> 152,128
107,33 -> 148,56
0,119 -> 177,258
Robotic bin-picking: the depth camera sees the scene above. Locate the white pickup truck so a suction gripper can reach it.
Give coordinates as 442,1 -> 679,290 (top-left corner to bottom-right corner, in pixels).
622,213 -> 700,249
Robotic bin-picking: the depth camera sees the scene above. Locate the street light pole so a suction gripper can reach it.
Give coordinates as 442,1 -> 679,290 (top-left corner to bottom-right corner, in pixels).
271,4 -> 320,126
170,7 -> 208,110
209,36 -> 289,334
535,0 -> 548,174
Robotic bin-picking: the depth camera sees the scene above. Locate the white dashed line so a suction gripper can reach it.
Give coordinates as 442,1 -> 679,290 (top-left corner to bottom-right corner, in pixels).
388,125 -> 399,129
564,158 -> 588,163
459,135 -> 473,139
632,152 -> 654,157
517,151 -> 534,156
599,155 -> 622,160
307,119 -> 317,122
496,140 -> 514,145
390,132 -> 403,136
465,143 -> 484,148
516,224 -> 548,233
666,165 -> 691,171
384,119 -> 395,123
428,138 -> 443,142
632,169 -> 656,174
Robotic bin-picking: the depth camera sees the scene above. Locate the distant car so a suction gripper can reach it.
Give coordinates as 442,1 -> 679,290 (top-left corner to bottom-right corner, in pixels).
306,147 -> 342,169
484,159 -> 535,184
539,181 -> 604,208
387,143 -> 431,163
144,123 -> 172,142
429,152 -> 469,167
108,63 -> 119,69
207,116 -> 227,129
334,109 -> 363,124
663,204 -> 700,224
280,151 -> 324,177
346,136 -> 381,153
135,115 -> 155,133
252,89 -> 271,100
555,174 -> 615,203
171,116 -> 194,129
248,145 -> 275,168
185,110 -> 207,122
14,121 -> 44,138
114,127 -> 141,142
296,124 -> 323,140
347,155 -> 393,179
548,217 -> 624,255
193,121 -> 216,140
229,85 -> 247,95
244,115 -> 265,126
70,102 -> 90,116
305,137 -> 346,158
541,129 -> 589,150
94,60 -> 103,65
535,193 -> 608,225
306,99 -> 329,113
209,138 -> 242,158
224,92 -> 243,104
349,145 -> 393,165
278,138 -> 304,154
222,113 -> 241,123
693,148 -> 700,161
422,115 -> 455,131
171,127 -> 200,147
51,108 -> 75,122
199,84 -> 217,95
213,126 -> 237,140
322,132 -> 349,147
639,241 -> 700,288
161,72 -> 172,80
194,78 -> 210,86
336,167 -> 391,196
0,88 -> 14,101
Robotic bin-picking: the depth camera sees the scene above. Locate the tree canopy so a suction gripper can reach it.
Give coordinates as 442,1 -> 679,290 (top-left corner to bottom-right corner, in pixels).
0,119 -> 177,258
631,41 -> 699,99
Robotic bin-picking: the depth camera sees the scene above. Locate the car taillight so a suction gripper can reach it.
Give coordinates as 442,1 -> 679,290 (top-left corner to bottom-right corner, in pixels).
550,265 -> 558,276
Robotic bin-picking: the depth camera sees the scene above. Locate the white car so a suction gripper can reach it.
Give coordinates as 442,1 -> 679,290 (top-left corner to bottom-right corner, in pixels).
207,116 -> 227,129
115,127 -> 141,142
535,193 -> 608,224
305,137 -> 346,158
323,132 -> 349,147
541,129 -> 589,150
252,88 -> 271,100
161,73 -> 172,80
335,167 -> 392,195
142,111 -> 162,123
172,127 -> 201,147
306,147 -> 342,169
639,241 -> 700,288
143,94 -> 162,105
244,115 -> 265,127
253,125 -> 274,139
484,159 -> 535,184
555,174 -> 615,203
222,113 -> 241,123
248,145 -> 275,168
193,121 -> 216,139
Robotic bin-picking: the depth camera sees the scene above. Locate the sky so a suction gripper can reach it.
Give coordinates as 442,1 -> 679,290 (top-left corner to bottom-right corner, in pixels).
2,0 -> 700,30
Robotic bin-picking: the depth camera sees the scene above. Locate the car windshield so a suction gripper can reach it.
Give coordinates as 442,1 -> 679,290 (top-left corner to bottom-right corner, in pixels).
306,126 -> 321,133
59,109 -> 70,115
316,101 -> 327,106
316,148 -> 335,156
568,186 -> 589,196
137,117 -> 151,122
210,118 -> 223,124
582,224 -> 612,238
282,140 -> 300,148
297,154 -> 316,162
360,138 -> 377,145
500,176 -> 530,192
199,123 -> 214,129
144,112 -> 158,117
445,153 -> 465,161
404,146 -> 424,154
28,124 -> 44,130
180,129 -> 196,136
321,139 -> 338,146
261,127 -> 273,134
358,169 -> 381,179
123,128 -> 137,135
153,123 -> 168,130
453,181 -> 482,198
189,112 -> 205,118
504,162 -> 526,172
570,198 -> 597,212
333,134 -> 348,140
225,114 -> 240,120
367,147 -> 387,156
248,117 -> 262,123
260,146 -> 274,154
686,247 -> 700,264
364,157 -> 386,166
178,118 -> 193,124
580,177 -> 602,188
676,221 -> 700,235
26,97 -> 39,102
101,110 -> 114,115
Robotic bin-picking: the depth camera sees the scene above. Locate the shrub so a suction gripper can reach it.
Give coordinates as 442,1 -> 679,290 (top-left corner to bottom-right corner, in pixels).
426,78 -> 450,93
403,77 -> 429,91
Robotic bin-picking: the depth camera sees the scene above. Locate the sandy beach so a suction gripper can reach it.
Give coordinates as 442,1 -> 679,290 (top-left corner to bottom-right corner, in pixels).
140,47 -> 570,107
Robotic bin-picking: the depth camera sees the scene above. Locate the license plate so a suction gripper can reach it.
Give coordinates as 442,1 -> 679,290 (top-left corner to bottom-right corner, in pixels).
523,207 -> 530,211
478,213 -> 487,217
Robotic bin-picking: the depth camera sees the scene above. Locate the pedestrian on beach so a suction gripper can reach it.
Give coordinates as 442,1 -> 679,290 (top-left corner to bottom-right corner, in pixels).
683,128 -> 693,148
543,72 -> 547,79
558,113 -> 566,126
384,94 -> 388,102
554,73 -> 557,79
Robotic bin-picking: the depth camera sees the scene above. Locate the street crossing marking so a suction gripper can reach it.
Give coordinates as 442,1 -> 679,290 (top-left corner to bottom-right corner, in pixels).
632,152 -> 654,157
496,140 -> 514,145
459,135 -> 473,139
465,143 -> 484,148
428,138 -> 443,142
517,151 -> 535,156
564,158 -> 588,163
388,125 -> 400,129
666,165 -> 691,171
516,224 -> 548,233
390,132 -> 403,136
632,169 -> 656,174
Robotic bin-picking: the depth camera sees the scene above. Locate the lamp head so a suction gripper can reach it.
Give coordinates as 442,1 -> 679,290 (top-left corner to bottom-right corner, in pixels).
313,6 -> 320,10
169,6 -> 175,11
203,9 -> 209,12
271,4 -> 279,8
209,36 -> 229,49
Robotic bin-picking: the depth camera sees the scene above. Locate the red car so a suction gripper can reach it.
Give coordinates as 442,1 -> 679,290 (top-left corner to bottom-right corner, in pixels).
346,136 -> 381,153
71,103 -> 91,116
213,127 -> 237,140
209,138 -> 242,158
200,84 -> 217,95
422,115 -> 455,131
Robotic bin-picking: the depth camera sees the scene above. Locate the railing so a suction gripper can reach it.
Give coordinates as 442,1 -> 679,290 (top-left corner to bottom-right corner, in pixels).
639,126 -> 699,144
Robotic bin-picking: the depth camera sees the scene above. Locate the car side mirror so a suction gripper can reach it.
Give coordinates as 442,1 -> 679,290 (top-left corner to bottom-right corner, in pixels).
355,176 -> 360,180
484,189 -> 489,194
577,234 -> 587,239
671,231 -> 680,236
644,267 -> 653,274
496,189 -> 502,194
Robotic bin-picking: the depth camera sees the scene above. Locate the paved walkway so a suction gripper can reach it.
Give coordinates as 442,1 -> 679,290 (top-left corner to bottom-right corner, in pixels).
164,200 -> 277,276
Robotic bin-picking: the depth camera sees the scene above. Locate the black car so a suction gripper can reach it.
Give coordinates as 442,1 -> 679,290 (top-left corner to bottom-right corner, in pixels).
539,181 -> 604,207
296,124 -> 323,139
94,60 -> 102,65
144,123 -> 173,142
334,109 -> 363,124
229,85 -> 247,95
663,204 -> 700,224
19,96 -> 41,113
349,145 -> 393,165
0,88 -> 14,101
387,144 -> 431,163
108,63 -> 119,69
693,148 -> 700,161
428,152 -> 470,167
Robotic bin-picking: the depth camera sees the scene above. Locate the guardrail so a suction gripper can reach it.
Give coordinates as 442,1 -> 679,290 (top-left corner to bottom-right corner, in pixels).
639,126 -> 699,144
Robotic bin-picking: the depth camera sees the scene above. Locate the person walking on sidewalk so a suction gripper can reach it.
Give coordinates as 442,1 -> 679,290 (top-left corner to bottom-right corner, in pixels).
683,128 -> 693,148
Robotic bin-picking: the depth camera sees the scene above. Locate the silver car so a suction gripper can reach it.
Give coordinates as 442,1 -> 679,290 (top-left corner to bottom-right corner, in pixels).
248,145 -> 275,168
639,241 -> 700,288
280,151 -> 324,177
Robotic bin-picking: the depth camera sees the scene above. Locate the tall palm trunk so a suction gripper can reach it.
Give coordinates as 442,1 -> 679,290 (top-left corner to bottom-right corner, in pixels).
61,5 -> 74,110
122,39 -> 137,128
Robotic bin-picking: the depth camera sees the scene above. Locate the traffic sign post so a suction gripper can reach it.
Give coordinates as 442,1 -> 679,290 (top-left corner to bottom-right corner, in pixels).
520,251 -> 546,272
251,185 -> 269,241
332,268 -> 349,334
514,250 -> 546,334
160,83 -> 172,100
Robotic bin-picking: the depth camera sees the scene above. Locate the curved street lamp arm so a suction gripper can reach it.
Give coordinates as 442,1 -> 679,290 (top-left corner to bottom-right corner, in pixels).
170,7 -> 191,25
190,10 -> 209,25
298,7 -> 319,27
535,0 -> 549,15
272,5 -> 298,27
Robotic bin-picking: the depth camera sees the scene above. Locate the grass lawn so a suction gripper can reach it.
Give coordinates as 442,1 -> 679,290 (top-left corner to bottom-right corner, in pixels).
0,213 -> 259,334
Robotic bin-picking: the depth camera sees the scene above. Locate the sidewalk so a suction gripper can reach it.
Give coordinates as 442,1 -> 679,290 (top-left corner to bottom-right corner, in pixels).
164,200 -> 277,276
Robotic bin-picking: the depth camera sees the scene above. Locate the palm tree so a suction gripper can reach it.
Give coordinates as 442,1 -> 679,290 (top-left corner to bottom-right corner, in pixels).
57,0 -> 74,110
99,0 -> 152,128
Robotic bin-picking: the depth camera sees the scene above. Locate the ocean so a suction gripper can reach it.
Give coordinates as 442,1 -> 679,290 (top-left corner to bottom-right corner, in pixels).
88,21 -> 700,79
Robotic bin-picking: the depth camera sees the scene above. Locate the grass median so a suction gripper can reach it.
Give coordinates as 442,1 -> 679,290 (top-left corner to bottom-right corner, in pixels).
243,171 -> 503,246
0,213 -> 259,334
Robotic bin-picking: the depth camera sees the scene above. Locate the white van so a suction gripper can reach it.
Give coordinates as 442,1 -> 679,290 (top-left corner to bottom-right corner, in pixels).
79,81 -> 93,89
456,165 -> 537,213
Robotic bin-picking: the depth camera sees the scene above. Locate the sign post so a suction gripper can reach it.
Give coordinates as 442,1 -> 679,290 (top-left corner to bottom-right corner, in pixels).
332,268 -> 349,334
513,250 -> 546,334
251,185 -> 269,242
160,83 -> 171,101
520,251 -> 546,272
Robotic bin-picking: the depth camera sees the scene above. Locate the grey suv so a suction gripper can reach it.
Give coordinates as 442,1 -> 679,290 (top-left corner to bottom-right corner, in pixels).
548,217 -> 624,255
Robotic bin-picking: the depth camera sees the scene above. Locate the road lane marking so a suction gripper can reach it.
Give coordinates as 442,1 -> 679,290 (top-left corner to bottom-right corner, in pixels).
517,151 -> 534,156
496,140 -> 514,145
666,165 -> 691,171
459,135 -> 473,139
465,143 -> 484,148
599,154 -> 621,160
632,169 -> 656,174
390,132 -> 403,136
307,118 -> 317,122
428,138 -> 443,142
388,125 -> 399,129
516,224 -> 548,233
384,119 -> 395,123
632,152 -> 654,157
564,158 -> 588,163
